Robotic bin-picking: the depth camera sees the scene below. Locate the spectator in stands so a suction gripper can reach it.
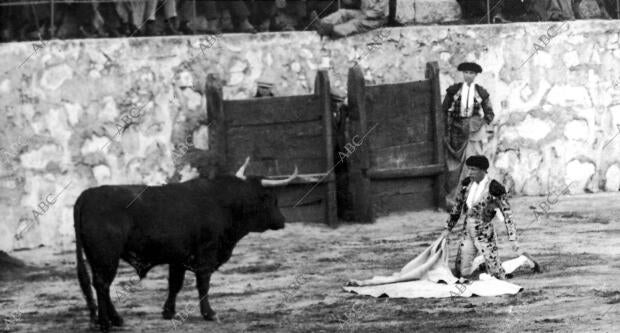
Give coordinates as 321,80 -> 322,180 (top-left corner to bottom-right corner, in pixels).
112,0 -> 155,36
274,0 -> 308,31
309,0 -> 388,38
95,1 -> 125,37
457,0 -> 529,23
529,0 -> 575,21
574,0 -> 612,19
249,0 -> 305,32
111,0 -> 179,36
113,1 -> 145,36
204,1 -> 256,33
177,0 -> 198,34
600,0 -> 620,18
145,0 -> 181,35
458,0 -> 581,23
249,1 -> 277,32
0,4 -> 23,41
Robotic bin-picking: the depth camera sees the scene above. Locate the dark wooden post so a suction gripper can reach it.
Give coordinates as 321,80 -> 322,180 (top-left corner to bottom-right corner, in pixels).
315,70 -> 337,226
486,0 -> 491,24
347,65 -> 374,222
205,73 -> 227,174
426,62 -> 446,210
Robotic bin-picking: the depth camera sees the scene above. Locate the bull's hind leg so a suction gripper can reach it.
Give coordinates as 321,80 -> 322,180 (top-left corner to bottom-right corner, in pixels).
92,272 -> 114,332
91,262 -> 123,331
162,264 -> 186,319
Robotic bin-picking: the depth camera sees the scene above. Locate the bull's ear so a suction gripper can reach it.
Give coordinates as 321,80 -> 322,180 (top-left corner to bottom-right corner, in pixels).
235,156 -> 250,180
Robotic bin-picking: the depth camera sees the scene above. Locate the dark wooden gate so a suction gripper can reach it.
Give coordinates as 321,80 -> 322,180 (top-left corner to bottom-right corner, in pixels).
205,71 -> 337,225
345,62 -> 445,221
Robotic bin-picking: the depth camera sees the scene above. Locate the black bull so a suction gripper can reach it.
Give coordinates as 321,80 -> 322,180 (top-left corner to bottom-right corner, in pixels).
74,164 -> 299,332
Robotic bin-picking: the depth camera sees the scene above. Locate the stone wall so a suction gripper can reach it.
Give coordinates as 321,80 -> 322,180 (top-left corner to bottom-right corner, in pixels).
1,20 -> 620,252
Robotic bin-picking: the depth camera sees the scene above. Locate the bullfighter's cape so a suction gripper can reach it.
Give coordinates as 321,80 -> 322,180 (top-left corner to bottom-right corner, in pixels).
343,235 -> 524,298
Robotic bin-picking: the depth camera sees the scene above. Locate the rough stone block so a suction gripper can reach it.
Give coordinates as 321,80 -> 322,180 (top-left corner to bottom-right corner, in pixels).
605,164 -> 620,191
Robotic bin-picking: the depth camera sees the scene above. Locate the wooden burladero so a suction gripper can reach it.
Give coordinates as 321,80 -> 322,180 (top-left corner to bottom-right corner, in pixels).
203,62 -> 445,225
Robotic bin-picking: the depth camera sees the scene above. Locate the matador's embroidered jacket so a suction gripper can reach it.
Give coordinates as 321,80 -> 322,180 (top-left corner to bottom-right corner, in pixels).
444,176 -> 517,241
442,83 -> 494,126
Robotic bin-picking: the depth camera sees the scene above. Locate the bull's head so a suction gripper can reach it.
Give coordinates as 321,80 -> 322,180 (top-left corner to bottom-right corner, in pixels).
234,157 -> 310,231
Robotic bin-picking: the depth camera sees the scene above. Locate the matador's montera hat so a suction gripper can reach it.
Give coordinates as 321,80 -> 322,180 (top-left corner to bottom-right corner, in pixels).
465,155 -> 489,171
457,62 -> 483,74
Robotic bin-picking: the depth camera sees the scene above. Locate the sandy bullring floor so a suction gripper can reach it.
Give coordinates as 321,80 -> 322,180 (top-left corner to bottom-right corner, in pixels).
1,192 -> 619,332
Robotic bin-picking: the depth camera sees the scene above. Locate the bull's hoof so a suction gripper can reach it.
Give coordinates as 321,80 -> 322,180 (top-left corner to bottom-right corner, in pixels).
162,308 -> 176,320
98,321 -> 111,333
202,310 -> 219,323
110,315 -> 124,327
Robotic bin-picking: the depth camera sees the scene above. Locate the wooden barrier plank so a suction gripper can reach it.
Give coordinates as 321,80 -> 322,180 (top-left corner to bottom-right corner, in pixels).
426,62 -> 446,209
315,70 -> 337,225
205,74 -> 227,174
227,128 -> 324,160
371,142 -> 435,169
344,62 -> 444,217
373,190 -> 436,216
370,176 -> 435,197
347,65 -> 374,222
365,83 -> 434,150
366,115 -> 430,148
276,183 -> 327,207
368,164 -> 445,180
224,95 -> 322,126
281,204 -> 325,223
211,69 -> 335,225
228,121 -> 324,137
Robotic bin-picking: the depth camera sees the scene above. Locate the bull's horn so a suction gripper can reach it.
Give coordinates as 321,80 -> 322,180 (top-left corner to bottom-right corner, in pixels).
261,166 -> 299,187
235,156 -> 251,180
298,174 -> 324,182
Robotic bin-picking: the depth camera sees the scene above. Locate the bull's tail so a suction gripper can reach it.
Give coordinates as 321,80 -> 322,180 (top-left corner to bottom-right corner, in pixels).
74,192 -> 97,323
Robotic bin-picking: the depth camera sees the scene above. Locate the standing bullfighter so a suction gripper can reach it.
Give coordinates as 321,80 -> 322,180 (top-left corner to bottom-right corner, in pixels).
443,62 -> 494,208
440,155 -> 516,280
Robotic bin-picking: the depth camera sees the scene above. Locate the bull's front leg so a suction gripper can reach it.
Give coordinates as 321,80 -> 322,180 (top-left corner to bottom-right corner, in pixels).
162,264 -> 186,319
196,269 -> 218,322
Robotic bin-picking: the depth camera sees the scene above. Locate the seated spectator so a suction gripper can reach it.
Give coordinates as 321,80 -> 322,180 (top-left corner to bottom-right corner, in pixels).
457,0 -> 528,23
529,0 -> 575,21
95,1 -> 126,37
272,0 -> 309,31
110,0 -> 157,36
460,0 -> 579,23
248,0 -> 273,32
0,4 -> 25,41
600,0 -> 620,18
309,0 -> 388,38
573,0 -> 612,19
177,0 -> 198,34
144,0 -> 180,36
204,1 -> 256,34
